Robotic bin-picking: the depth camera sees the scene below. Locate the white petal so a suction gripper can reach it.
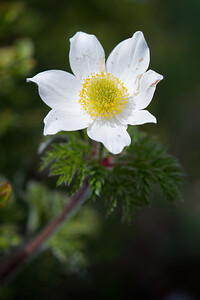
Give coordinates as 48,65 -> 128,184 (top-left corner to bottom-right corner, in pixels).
87,120 -> 131,155
115,96 -> 135,125
44,109 -> 92,135
106,31 -> 150,92
125,110 -> 157,125
27,70 -> 82,111
69,32 -> 105,82
133,70 -> 163,110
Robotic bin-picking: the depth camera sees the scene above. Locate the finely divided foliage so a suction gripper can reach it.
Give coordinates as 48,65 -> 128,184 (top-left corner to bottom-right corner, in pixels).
40,133 -> 90,194
41,130 -> 184,221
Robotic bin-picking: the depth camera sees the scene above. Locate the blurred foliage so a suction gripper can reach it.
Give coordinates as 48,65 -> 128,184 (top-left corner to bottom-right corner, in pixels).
0,182 -> 12,207
0,179 -> 100,272
0,2 -> 35,94
25,181 -> 100,271
0,0 -> 200,299
0,1 -> 41,180
48,206 -> 100,270
0,226 -> 20,252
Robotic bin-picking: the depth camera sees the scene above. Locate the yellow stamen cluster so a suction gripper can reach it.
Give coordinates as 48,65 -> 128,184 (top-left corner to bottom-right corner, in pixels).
79,72 -> 129,120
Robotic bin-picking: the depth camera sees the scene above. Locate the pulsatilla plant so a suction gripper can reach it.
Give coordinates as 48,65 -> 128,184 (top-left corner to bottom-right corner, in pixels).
0,31 -> 184,285
27,31 -> 183,220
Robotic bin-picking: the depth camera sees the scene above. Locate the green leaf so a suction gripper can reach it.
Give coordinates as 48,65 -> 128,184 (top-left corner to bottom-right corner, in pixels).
87,129 -> 185,221
40,129 -> 184,222
40,133 -> 91,195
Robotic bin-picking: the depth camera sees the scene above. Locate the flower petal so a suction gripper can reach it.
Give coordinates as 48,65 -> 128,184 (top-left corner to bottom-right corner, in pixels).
44,109 -> 92,135
27,70 -> 82,111
106,31 -> 150,92
69,31 -> 106,82
125,110 -> 157,125
87,120 -> 131,155
133,70 -> 163,110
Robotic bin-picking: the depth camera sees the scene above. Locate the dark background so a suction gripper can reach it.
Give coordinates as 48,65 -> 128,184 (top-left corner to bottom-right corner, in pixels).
0,0 -> 200,299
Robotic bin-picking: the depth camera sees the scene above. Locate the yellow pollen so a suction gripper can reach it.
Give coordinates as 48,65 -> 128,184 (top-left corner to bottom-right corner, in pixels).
79,72 -> 129,120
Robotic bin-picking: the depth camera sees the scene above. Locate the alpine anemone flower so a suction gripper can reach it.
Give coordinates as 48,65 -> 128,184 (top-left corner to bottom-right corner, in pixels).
27,31 -> 163,154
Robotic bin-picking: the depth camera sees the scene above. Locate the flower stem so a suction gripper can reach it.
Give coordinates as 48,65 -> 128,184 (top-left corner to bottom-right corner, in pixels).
92,140 -> 98,158
0,178 -> 89,286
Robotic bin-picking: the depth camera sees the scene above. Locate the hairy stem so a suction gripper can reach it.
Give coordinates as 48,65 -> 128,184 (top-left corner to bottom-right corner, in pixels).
0,178 -> 89,286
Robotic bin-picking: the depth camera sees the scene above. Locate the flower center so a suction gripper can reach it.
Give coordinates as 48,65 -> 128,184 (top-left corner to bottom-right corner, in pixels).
79,72 -> 129,120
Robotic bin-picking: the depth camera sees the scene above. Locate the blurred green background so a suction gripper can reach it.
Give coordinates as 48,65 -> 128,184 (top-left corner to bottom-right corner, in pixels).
0,0 -> 200,299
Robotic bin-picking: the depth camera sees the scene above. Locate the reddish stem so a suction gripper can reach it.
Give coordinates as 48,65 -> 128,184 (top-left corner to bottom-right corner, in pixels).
92,141 -> 98,158
0,179 -> 89,286
101,156 -> 114,168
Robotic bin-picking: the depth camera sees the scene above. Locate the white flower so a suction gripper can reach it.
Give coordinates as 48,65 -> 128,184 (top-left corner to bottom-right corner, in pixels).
27,31 -> 163,155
